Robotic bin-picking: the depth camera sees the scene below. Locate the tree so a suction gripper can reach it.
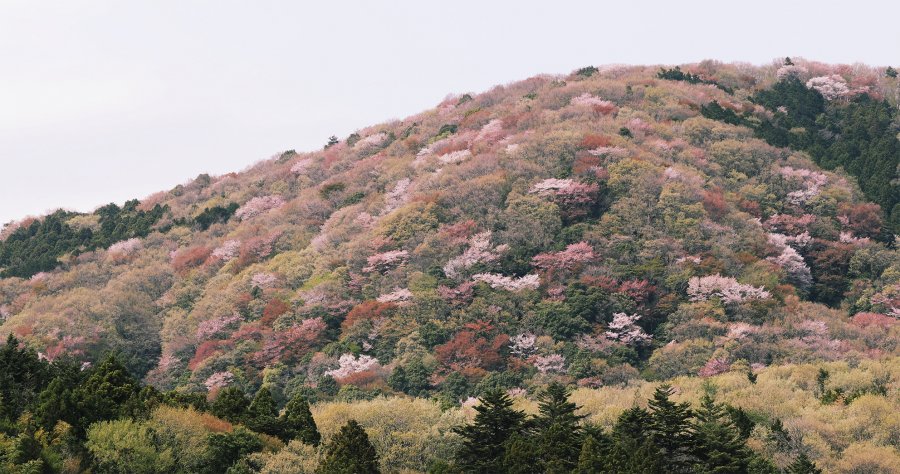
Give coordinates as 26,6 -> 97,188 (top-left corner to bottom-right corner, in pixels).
246,387 -> 280,436
532,382 -> 585,473
280,394 -> 320,446
202,427 -> 264,474
787,452 -> 822,474
575,431 -> 612,474
886,66 -> 898,78
317,419 -> 380,474
0,335 -> 50,422
453,389 -> 526,473
211,387 -> 250,424
72,353 -> 141,432
692,388 -> 753,473
647,384 -> 696,472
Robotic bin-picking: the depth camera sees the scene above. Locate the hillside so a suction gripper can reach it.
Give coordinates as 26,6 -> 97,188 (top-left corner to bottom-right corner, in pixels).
1,59 -> 899,472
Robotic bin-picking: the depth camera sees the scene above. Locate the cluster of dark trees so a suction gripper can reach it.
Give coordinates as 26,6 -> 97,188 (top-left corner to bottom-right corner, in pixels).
0,334 -> 374,473
699,74 -> 900,233
0,200 -> 167,278
439,383 -> 821,474
657,67 -> 734,94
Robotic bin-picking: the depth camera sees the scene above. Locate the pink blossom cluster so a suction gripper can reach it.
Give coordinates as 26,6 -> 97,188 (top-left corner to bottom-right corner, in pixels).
156,353 -> 180,373
687,274 -> 771,304
530,178 -> 577,196
570,93 -> 615,109
532,241 -> 595,273
383,178 -> 411,214
251,272 -> 279,288
698,358 -> 731,377
0,304 -> 10,321
767,234 -> 812,289
626,118 -> 650,133
437,149 -> 472,164
806,75 -> 851,100
509,333 -> 537,357
363,250 -> 409,273
588,146 -> 628,158
196,314 -> 243,340
676,255 -> 702,265
475,119 -> 504,142
377,288 -> 413,304
235,195 -> 286,220
211,239 -> 241,261
204,371 -> 234,391
472,273 -> 540,292
107,238 -> 143,257
326,354 -> 381,379
604,313 -> 652,346
437,281 -> 475,306
839,232 -> 871,246
290,158 -> 314,174
354,132 -> 388,149
530,179 -> 599,210
244,232 -> 281,260
533,354 -> 566,374
776,64 -> 808,80
443,231 -> 507,279
779,166 -> 827,206
727,322 -> 759,339
763,213 -> 816,235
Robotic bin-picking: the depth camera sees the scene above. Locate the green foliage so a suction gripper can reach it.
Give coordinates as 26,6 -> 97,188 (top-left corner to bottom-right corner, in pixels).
575,66 -> 598,78
280,393 -> 320,446
211,387 -> 250,424
194,203 -> 239,231
85,418 -> 175,474
202,427 -> 264,474
0,201 -> 167,278
452,389 -> 525,473
246,387 -> 280,437
885,66 -> 897,78
317,419 -> 380,474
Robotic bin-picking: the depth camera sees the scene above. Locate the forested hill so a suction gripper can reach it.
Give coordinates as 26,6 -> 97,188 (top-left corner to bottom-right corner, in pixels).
0,59 -> 898,473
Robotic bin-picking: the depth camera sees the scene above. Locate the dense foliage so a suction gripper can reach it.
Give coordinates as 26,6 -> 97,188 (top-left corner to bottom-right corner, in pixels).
1,59 -> 899,471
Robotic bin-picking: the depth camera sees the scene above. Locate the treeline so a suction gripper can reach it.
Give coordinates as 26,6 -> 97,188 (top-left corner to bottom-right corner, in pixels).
437,383 -> 820,474
0,200 -> 167,278
0,334 -> 826,473
698,76 -> 900,233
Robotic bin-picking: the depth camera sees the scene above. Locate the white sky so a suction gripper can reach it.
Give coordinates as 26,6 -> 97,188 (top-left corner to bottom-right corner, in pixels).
1,0 -> 898,224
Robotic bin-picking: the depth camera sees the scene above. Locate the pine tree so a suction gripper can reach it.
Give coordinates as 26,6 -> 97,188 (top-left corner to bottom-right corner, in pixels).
786,452 -> 822,474
280,393 -> 320,446
317,419 -> 380,474
452,389 -> 526,473
502,434 -> 538,474
692,389 -> 753,473
608,407 -> 662,473
647,384 -> 695,472
532,382 -> 585,473
575,430 -> 613,474
246,386 -> 280,436
211,387 -> 250,424
72,353 -> 140,431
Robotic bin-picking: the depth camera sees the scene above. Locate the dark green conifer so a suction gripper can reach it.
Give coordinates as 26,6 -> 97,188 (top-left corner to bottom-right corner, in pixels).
317,419 -> 380,474
280,393 -> 320,446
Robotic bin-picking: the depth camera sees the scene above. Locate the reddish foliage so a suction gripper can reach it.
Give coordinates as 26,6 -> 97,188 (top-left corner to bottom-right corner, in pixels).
737,198 -> 761,217
702,188 -> 728,221
838,203 -> 882,238
172,246 -> 212,274
337,369 -> 384,389
439,219 -> 477,245
580,134 -> 612,149
435,327 -> 508,375
189,340 -> 222,370
851,312 -> 896,329
618,279 -> 655,304
261,299 -> 290,326
580,275 -> 620,292
342,301 -> 397,331
573,152 -> 601,175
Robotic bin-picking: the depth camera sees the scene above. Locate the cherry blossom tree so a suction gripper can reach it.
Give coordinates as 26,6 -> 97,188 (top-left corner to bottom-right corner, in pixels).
204,371 -> 234,391
437,149 -> 472,164
604,313 -> 652,346
698,358 -> 731,377
326,354 -> 381,380
235,195 -> 286,220
687,274 -> 771,304
533,354 -> 566,374
806,75 -> 851,100
443,231 -> 507,279
363,250 -> 409,273
196,314 -> 243,341
508,333 -> 537,358
377,288 -> 413,304
532,241 -> 595,273
211,239 -> 241,262
472,273 -> 540,292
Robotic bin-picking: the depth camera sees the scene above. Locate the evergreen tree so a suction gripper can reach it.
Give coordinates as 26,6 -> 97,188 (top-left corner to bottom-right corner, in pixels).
608,407 -> 662,473
211,387 -> 250,424
0,334 -> 51,422
452,389 -> 526,473
501,434 -> 538,474
647,384 -> 696,472
532,382 -> 585,473
202,427 -> 264,474
71,353 -> 141,433
280,393 -> 320,446
786,452 -> 822,474
317,419 -> 380,474
246,387 -> 280,436
692,388 -> 753,473
575,430 -> 613,474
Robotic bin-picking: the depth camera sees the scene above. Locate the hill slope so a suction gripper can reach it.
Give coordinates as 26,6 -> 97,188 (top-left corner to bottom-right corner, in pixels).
0,59 -> 899,471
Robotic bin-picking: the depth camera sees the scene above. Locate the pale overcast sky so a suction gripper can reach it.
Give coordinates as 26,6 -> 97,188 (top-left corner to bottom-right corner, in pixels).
1,0 -> 898,224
